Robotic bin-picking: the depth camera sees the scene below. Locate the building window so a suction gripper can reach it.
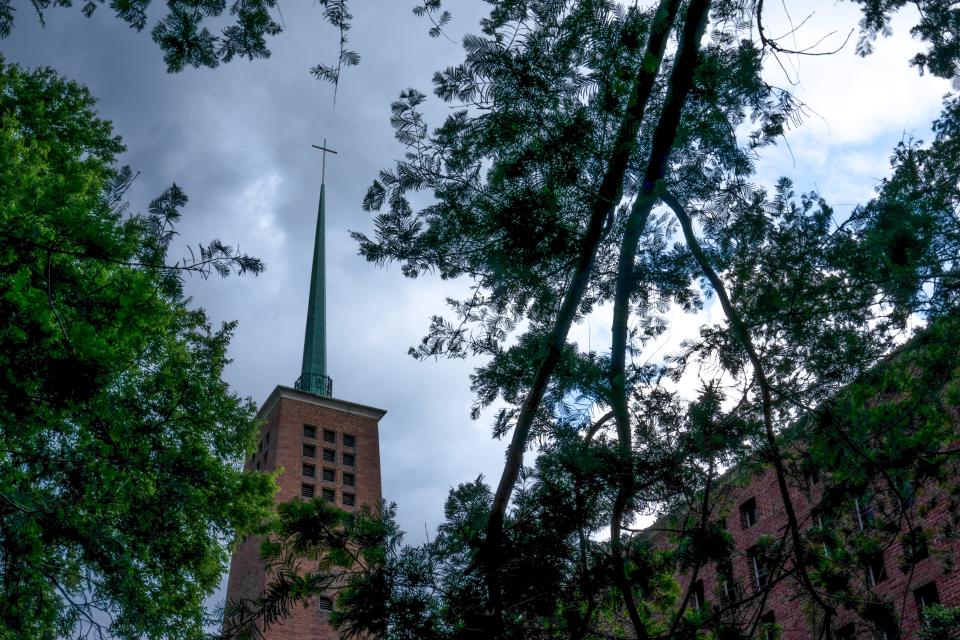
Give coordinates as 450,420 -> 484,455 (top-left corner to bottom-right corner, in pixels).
904,527 -> 929,564
759,611 -> 777,640
303,424 -> 316,439
301,483 -> 315,498
322,487 -> 335,503
343,493 -> 355,507
343,434 -> 356,448
867,553 -> 887,586
914,581 -> 940,618
689,579 -> 705,610
303,463 -> 316,478
855,496 -> 875,531
303,444 -> 316,458
748,546 -> 770,592
323,448 -> 336,462
343,472 -> 355,487
323,468 -> 335,482
317,596 -> 333,612
265,431 -> 270,445
323,429 -> 336,444
717,556 -> 735,601
343,452 -> 355,467
740,497 -> 758,529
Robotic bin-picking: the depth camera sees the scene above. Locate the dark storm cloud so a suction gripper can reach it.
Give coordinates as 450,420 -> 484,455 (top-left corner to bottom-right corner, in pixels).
1,0 -> 508,544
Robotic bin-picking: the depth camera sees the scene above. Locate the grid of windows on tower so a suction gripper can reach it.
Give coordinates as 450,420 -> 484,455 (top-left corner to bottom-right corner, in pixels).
323,448 -> 336,462
303,463 -> 315,478
343,472 -> 355,487
343,493 -> 355,507
303,444 -> 316,458
322,488 -> 335,503
303,424 -> 317,439
323,468 -> 335,482
343,434 -> 355,448
323,429 -> 336,444
301,483 -> 314,498
343,453 -> 355,467
317,596 -> 333,612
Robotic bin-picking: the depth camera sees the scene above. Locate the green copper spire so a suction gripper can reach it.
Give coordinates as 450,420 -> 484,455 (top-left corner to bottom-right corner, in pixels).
295,141 -> 337,397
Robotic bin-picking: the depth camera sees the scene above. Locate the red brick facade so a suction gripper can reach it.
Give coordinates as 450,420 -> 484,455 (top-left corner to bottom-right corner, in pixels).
660,461 -> 960,639
225,385 -> 386,639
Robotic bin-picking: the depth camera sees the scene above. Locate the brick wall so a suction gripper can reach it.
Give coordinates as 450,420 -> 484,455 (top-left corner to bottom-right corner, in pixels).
224,385 -> 386,639
664,462 -> 960,639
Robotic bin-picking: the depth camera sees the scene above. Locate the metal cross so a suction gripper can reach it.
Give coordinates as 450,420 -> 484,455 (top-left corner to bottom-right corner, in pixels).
311,138 -> 338,185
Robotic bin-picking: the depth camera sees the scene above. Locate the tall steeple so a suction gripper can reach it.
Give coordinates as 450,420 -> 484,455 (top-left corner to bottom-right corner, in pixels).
295,140 -> 337,397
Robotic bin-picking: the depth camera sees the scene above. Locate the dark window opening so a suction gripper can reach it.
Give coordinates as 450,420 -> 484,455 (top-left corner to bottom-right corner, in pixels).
322,487 -> 335,503
323,468 -> 335,482
317,596 -> 333,612
914,581 -> 940,618
323,448 -> 336,462
855,496 -> 875,531
303,463 -> 315,478
740,498 -> 758,529
867,553 -> 887,586
759,611 -> 776,640
264,431 -> 270,445
303,444 -> 316,458
301,483 -> 314,498
748,547 -> 770,592
904,527 -> 929,564
343,472 -> 355,487
303,424 -> 316,439
717,556 -> 735,601
690,579 -> 705,610
323,429 -> 336,444
343,493 -> 355,507
343,452 -> 355,467
343,434 -> 356,448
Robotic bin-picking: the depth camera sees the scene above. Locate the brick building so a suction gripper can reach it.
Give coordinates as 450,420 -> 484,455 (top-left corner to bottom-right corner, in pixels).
648,327 -> 960,640
225,150 -> 387,638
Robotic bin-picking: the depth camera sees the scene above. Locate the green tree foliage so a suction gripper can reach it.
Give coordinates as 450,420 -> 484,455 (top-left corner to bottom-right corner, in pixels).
241,0 -> 960,638
0,58 -> 275,639
0,0 -> 357,76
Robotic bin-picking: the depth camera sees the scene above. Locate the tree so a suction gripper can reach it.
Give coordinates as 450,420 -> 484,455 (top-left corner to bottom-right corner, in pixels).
237,0 -> 960,638
0,57 -> 276,639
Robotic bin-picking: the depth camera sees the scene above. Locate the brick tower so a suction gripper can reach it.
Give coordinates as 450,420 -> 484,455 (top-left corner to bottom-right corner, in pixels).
225,141 -> 386,638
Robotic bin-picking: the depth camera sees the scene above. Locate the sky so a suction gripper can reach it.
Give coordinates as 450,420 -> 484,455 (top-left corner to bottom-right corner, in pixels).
1,0 -> 953,606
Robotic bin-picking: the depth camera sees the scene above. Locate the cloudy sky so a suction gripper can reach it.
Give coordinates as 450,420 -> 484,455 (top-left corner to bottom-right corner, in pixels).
2,0 -> 952,583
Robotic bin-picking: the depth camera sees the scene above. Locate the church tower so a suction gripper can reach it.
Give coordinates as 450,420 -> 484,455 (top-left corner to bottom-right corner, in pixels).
224,142 -> 386,638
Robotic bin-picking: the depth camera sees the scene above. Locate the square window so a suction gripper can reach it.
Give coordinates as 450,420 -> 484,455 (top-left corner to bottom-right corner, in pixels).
303,444 -> 316,458
323,448 -> 336,462
343,493 -> 355,507
867,553 -> 887,586
914,581 -> 940,616
303,463 -> 315,478
323,468 -> 335,482
323,429 -> 336,444
690,579 -> 705,610
343,452 -> 355,467
343,472 -> 355,487
317,596 -> 333,612
740,498 -> 758,529
303,424 -> 316,439
301,483 -> 314,498
343,434 -> 356,448
322,488 -> 336,503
